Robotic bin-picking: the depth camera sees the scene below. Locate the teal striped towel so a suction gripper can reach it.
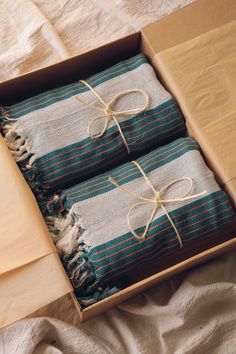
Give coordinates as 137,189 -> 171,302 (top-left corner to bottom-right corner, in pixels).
45,137 -> 236,307
0,54 -> 185,201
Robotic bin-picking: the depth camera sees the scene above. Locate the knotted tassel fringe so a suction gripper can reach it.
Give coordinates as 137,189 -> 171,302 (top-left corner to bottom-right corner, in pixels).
2,122 -> 35,163
46,199 -> 119,307
1,120 -> 50,202
1,116 -> 119,305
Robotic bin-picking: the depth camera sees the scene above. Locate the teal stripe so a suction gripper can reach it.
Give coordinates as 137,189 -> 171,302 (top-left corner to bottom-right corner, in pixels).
88,191 -> 234,281
65,130 -> 191,197
95,230 -> 178,276
37,107 -> 183,182
91,199 -> 234,281
60,124 -> 186,203
90,190 -> 226,259
2,55 -> 147,118
121,99 -> 180,135
62,137 -> 198,204
64,138 -> 197,204
23,99 -> 185,192
36,98 -> 181,168
101,214 -> 234,282
126,111 -> 183,141
176,199 -> 232,232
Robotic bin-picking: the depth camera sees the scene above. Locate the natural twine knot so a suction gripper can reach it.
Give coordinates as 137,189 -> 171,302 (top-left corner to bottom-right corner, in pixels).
53,194 -> 59,202
154,191 -> 161,205
109,160 -> 207,245
104,103 -> 112,119
75,80 -> 150,154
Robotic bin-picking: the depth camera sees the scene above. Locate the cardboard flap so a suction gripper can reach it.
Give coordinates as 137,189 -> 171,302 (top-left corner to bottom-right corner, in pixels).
0,253 -> 73,328
141,0 -> 236,205
0,135 -> 55,275
141,0 -> 236,54
153,20 -> 236,204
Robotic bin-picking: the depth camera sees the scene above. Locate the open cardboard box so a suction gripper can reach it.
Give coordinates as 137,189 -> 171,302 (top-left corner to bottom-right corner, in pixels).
1,0 -> 236,328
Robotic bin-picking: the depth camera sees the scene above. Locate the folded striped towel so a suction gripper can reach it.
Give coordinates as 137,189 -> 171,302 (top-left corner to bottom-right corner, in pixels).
1,54 -> 185,200
46,137 -> 236,306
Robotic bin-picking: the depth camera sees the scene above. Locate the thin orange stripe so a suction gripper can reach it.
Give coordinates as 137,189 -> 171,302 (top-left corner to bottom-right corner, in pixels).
104,217 -> 234,283
42,116 -> 182,182
93,201 -> 230,266
91,193 -> 223,258
68,141 -> 196,200
67,139 -> 195,197
97,209 -> 232,278
41,108 -> 180,177
43,125 -> 185,189
42,149 -> 127,191
38,100 -> 177,167
76,236 -> 176,288
6,57 -> 145,116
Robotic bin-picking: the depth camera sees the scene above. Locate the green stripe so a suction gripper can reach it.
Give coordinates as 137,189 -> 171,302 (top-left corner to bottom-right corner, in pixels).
96,210 -> 234,280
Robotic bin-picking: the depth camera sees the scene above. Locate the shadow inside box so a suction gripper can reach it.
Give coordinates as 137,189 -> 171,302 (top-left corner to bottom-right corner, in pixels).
108,221 -> 236,291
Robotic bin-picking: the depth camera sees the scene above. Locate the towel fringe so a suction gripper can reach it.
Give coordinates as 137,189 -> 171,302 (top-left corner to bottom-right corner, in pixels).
2,122 -> 35,164
1,120 -> 48,200
47,201 -> 118,307
1,116 -> 119,306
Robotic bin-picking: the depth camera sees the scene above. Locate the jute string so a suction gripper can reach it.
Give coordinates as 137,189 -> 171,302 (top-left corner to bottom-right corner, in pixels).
109,161 -> 207,245
76,80 -> 150,153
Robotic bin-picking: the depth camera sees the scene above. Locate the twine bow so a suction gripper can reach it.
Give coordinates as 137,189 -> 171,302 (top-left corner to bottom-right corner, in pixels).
109,161 -> 207,245
75,80 -> 150,153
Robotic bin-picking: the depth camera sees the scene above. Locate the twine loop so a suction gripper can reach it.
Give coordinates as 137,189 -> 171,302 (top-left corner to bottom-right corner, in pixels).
76,80 -> 150,153
109,161 -> 207,245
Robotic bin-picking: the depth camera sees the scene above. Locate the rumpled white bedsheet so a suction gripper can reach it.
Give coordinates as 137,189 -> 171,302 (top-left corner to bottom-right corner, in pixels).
1,252 -> 236,353
1,1 -> 236,353
0,0 -> 193,81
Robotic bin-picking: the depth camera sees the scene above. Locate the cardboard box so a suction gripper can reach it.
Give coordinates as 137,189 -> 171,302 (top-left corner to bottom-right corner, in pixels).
0,0 -> 236,327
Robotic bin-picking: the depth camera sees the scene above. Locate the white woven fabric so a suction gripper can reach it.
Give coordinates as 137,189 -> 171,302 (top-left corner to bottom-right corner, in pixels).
11,62 -> 171,159
75,150 -> 218,247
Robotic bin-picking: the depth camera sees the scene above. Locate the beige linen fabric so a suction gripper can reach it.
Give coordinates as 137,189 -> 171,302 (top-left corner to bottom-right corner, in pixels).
0,0 -> 193,82
1,1 -> 236,353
